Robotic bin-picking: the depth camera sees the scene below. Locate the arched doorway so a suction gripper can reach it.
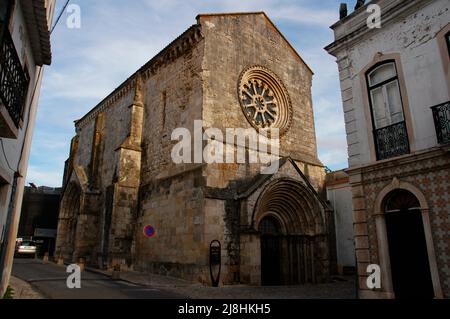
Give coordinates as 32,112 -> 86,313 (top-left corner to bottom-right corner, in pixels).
253,178 -> 330,286
384,189 -> 434,299
56,182 -> 81,261
259,216 -> 281,286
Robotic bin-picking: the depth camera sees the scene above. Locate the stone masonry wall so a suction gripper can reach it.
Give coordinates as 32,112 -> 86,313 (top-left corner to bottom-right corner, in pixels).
68,86 -> 135,266
198,15 -> 326,284
200,14 -> 320,169
134,27 -> 209,281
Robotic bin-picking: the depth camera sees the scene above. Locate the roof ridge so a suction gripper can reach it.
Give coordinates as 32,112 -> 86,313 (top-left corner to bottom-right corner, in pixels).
197,11 -> 313,75
196,11 -> 266,20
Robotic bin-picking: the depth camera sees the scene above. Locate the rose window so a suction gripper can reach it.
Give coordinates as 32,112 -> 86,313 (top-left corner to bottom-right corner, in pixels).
238,66 -> 293,135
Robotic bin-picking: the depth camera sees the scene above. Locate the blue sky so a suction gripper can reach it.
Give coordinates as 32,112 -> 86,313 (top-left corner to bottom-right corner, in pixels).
27,0 -> 353,187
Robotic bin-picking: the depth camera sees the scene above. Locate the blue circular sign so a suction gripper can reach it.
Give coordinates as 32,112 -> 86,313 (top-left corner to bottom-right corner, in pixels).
144,225 -> 156,238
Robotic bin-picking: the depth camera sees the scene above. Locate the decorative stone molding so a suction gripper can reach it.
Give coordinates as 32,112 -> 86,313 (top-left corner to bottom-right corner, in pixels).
238,65 -> 293,136
372,178 -> 444,298
251,177 -> 325,235
373,178 -> 429,214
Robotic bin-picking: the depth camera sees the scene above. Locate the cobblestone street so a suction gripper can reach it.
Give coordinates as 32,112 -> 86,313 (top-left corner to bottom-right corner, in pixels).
164,281 -> 357,299
12,259 -> 356,299
87,266 -> 357,299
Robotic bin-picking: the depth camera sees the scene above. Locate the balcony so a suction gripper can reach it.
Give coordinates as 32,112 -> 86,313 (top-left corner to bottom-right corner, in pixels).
0,29 -> 30,138
431,101 -> 450,145
374,121 -> 410,161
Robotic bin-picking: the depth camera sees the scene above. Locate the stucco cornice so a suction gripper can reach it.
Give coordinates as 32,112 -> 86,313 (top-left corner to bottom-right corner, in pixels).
19,0 -> 52,66
325,0 -> 435,56
344,146 -> 450,178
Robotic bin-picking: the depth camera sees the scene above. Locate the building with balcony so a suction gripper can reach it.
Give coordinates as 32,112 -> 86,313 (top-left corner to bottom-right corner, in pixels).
0,0 -> 55,296
326,0 -> 450,298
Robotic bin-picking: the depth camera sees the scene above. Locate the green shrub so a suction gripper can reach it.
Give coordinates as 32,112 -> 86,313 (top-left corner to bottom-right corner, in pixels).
3,286 -> 14,299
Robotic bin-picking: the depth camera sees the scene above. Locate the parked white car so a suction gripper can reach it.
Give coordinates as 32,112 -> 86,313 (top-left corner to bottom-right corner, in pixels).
15,240 -> 37,258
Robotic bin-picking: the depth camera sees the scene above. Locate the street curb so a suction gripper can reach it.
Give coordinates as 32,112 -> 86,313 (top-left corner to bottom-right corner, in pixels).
9,276 -> 46,299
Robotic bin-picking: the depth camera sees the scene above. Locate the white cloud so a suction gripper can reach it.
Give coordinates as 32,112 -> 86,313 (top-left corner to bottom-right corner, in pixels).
269,6 -> 338,27
26,165 -> 63,188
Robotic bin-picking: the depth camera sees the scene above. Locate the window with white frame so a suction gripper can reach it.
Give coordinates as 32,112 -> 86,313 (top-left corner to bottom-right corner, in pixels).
366,61 -> 410,160
367,62 -> 405,130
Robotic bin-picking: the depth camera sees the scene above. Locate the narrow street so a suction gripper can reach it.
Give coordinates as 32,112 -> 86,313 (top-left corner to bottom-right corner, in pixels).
12,258 -> 356,299
12,258 -> 186,299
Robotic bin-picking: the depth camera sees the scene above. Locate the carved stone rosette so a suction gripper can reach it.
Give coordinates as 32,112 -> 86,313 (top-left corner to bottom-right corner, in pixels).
238,65 -> 293,135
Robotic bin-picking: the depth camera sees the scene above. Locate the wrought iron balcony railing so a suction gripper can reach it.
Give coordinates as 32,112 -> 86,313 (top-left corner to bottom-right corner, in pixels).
431,101 -> 450,145
0,29 -> 29,127
374,121 -> 410,161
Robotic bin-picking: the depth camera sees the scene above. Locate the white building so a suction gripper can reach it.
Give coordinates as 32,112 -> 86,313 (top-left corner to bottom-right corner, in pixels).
326,0 -> 449,298
0,0 -> 55,296
326,170 -> 356,275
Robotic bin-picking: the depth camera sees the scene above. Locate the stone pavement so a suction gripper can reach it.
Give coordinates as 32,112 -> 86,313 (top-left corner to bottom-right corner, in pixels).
85,266 -> 357,299
8,276 -> 45,299
12,259 -> 184,299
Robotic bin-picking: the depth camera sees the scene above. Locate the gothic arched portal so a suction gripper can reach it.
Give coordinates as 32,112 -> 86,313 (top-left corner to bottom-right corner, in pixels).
259,216 -> 282,285
55,182 -> 81,262
253,178 -> 329,285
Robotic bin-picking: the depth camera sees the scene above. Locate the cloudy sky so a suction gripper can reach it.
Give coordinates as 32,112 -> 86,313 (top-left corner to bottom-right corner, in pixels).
27,0 -> 353,187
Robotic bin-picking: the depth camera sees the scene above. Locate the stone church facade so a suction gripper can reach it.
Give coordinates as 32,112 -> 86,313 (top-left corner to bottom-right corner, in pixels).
56,12 -> 335,286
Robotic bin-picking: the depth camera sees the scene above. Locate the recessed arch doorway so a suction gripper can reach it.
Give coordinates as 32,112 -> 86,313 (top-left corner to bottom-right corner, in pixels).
259,216 -> 282,285
56,182 -> 81,261
374,179 -> 443,299
383,189 -> 434,299
254,178 -> 330,286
